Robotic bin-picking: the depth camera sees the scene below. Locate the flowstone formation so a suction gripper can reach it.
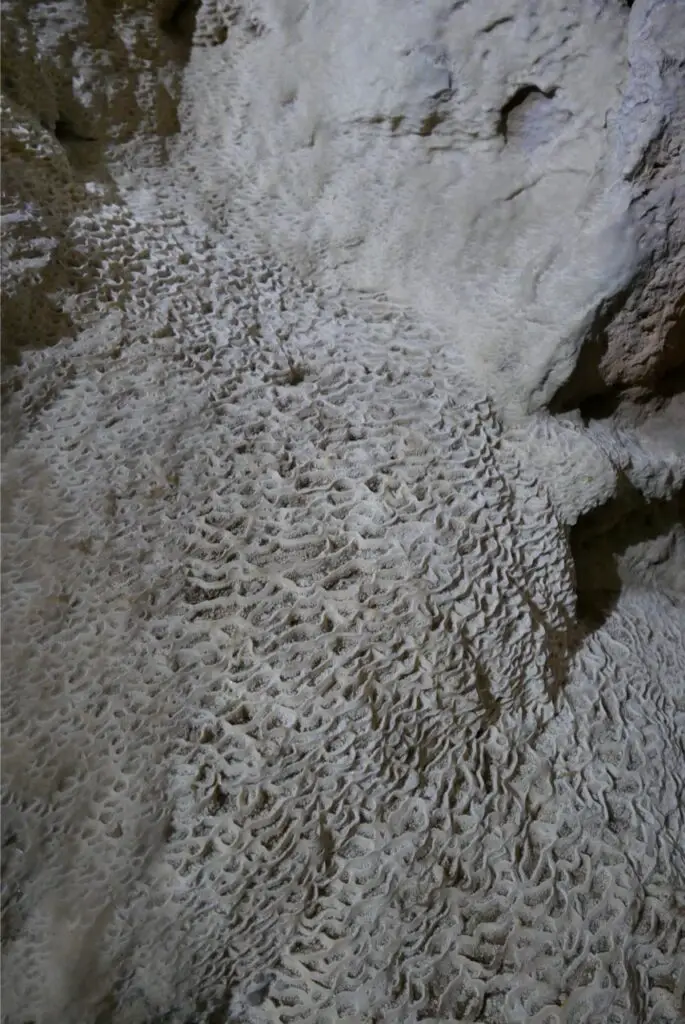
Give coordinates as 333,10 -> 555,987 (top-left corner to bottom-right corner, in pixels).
1,2 -> 684,1024
181,0 -> 685,416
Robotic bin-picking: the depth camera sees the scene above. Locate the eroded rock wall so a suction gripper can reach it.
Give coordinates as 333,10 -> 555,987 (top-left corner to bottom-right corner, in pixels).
1,0 -> 190,364
178,0 -> 684,416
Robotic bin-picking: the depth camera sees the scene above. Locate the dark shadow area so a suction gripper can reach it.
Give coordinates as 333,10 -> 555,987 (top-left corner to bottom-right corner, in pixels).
550,283 -> 684,418
548,282 -> 637,415
52,113 -> 115,185
654,362 -> 685,400
1,226 -> 103,394
54,117 -> 96,144
570,475 -> 684,628
159,0 -> 202,61
0,286 -> 76,369
576,389 -> 623,423
575,365 -> 685,427
497,84 -> 557,142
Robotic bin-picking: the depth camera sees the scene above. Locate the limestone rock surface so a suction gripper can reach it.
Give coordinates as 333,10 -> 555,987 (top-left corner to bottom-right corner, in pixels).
181,0 -> 684,415
554,0 -> 685,409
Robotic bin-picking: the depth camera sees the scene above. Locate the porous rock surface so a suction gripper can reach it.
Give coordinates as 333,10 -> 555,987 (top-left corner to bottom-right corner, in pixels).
1,2 -> 684,1024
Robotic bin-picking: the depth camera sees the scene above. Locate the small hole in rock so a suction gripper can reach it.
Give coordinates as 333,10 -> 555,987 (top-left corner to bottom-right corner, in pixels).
54,118 -> 95,143
286,363 -> 306,386
160,0 -> 201,52
497,84 -> 557,143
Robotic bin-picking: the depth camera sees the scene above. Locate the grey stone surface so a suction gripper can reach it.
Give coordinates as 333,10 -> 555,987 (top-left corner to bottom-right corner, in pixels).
181,0 -> 684,415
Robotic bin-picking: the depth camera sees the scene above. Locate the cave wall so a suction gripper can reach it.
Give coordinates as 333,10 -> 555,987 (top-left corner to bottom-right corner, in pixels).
178,0 -> 684,416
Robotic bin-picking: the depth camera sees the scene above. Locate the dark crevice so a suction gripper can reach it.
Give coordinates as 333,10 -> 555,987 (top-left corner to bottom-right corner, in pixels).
160,0 -> 201,39
554,301 -> 685,423
570,477 -> 684,628
576,389 -> 623,424
54,117 -> 96,144
482,16 -> 514,34
550,265 -> 683,417
548,279 -> 638,415
586,362 -> 685,426
653,362 -> 685,400
159,0 -> 202,58
497,84 -> 557,142
574,383 -> 674,426
52,113 -> 112,181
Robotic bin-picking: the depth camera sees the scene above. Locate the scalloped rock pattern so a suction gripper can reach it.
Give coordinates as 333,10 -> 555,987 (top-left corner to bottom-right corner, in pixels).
2,2 -> 685,1023
3,167 -> 685,1024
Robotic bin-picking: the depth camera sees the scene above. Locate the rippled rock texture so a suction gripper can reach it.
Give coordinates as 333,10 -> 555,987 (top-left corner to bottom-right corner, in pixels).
1,3 -> 684,1024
